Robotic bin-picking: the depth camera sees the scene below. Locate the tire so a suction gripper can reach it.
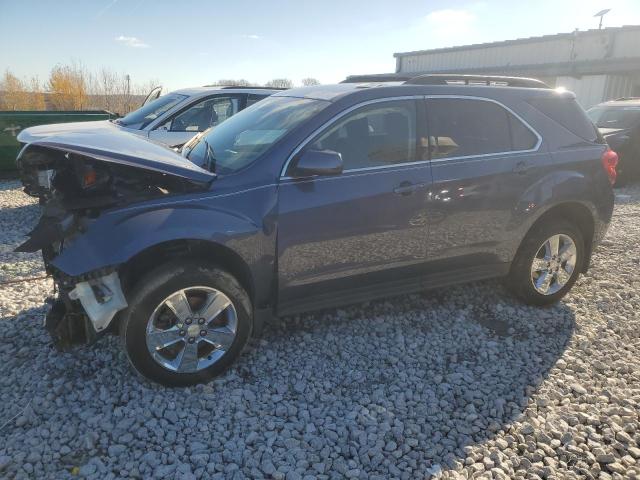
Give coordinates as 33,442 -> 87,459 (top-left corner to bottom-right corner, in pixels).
507,219 -> 585,306
119,260 -> 252,387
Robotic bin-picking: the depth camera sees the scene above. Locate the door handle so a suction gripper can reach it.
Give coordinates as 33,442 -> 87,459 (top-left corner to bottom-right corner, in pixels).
513,160 -> 530,175
394,181 -> 427,195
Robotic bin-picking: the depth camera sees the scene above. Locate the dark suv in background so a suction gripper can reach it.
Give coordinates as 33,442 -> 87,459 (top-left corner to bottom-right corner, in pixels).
16,74 -> 616,386
588,97 -> 640,184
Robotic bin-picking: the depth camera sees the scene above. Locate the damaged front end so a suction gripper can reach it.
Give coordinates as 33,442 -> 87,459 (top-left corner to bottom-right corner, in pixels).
16,131 -> 215,349
46,269 -> 127,350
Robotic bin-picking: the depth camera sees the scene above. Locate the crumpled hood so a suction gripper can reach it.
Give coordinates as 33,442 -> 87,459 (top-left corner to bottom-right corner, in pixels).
18,128 -> 215,183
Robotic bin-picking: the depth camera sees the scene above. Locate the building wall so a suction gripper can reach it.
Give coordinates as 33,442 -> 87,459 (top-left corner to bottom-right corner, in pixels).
555,75 -> 608,108
396,27 -> 640,75
394,26 -> 640,109
553,75 -> 637,108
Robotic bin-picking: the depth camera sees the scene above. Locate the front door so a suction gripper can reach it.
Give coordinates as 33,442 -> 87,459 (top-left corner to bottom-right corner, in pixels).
276,98 -> 432,313
149,95 -> 242,147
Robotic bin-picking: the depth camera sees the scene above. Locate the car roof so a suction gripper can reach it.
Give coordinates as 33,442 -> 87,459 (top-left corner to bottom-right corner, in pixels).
170,86 -> 283,97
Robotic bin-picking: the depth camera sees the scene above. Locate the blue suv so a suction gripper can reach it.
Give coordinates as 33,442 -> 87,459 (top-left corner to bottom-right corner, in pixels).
16,75 -> 616,385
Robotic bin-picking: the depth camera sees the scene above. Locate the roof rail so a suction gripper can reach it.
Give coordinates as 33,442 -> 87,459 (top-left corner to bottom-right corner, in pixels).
404,74 -> 550,89
202,85 -> 288,90
341,74 -> 412,83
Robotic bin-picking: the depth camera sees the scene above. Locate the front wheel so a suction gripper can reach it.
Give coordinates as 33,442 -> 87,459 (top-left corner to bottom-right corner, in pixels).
119,260 -> 252,386
507,219 -> 585,306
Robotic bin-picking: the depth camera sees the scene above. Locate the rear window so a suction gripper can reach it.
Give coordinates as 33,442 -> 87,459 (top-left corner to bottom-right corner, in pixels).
529,97 -> 600,143
587,106 -> 640,130
426,98 -> 538,159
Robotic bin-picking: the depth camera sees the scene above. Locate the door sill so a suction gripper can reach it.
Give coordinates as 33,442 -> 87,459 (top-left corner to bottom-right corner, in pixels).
277,263 -> 509,317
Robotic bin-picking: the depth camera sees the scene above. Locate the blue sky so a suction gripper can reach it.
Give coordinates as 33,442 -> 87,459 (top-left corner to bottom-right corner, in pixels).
1,0 -> 640,91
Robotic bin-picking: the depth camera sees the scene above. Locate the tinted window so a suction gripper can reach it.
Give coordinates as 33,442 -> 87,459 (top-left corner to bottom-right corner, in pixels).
509,114 -> 538,150
426,98 -> 536,159
309,100 -> 416,170
167,96 -> 240,132
184,96 -> 327,174
246,94 -> 268,108
530,97 -> 599,142
587,106 -> 640,129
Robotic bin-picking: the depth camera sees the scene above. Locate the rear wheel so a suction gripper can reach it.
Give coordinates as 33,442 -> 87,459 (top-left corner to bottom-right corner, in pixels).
507,219 -> 585,306
119,260 -> 252,386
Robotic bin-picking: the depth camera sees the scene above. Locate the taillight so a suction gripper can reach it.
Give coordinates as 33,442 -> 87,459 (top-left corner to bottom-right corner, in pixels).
601,149 -> 618,186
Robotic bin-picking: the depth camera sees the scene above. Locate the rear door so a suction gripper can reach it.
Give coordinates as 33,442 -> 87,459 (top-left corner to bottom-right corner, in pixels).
277,97 -> 433,312
424,96 -> 542,271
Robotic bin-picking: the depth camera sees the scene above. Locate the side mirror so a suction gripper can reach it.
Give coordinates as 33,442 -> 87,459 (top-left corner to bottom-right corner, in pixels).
291,149 -> 343,178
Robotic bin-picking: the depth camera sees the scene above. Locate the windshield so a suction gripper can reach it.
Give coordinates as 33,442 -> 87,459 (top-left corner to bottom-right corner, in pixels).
587,106 -> 640,129
116,93 -> 187,129
184,96 -> 328,175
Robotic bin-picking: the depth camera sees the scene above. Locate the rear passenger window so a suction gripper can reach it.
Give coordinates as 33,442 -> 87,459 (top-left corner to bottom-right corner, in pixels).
426,98 -> 537,159
309,100 -> 416,170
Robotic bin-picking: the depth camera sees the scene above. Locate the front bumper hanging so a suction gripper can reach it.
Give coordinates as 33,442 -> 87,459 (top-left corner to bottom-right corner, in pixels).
46,270 -> 128,350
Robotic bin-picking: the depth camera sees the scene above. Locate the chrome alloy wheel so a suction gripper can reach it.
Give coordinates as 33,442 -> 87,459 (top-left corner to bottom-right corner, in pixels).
145,286 -> 237,373
530,234 -> 577,295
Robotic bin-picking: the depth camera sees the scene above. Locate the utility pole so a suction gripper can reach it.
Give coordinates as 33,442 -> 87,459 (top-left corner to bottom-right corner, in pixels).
125,74 -> 131,113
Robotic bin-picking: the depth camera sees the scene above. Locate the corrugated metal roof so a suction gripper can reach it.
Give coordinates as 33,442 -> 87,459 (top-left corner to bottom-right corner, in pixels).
394,25 -> 640,57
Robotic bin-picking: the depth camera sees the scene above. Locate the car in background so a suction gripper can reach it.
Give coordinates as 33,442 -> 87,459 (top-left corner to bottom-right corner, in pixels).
588,97 -> 640,184
17,86 -> 282,198
20,86 -> 282,149
112,86 -> 283,148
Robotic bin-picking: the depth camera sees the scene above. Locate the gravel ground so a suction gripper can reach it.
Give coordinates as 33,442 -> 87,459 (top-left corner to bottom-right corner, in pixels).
0,179 -> 639,480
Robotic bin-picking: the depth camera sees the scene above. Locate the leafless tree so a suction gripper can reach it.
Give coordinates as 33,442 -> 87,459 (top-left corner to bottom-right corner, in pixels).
83,67 -> 158,114
216,79 -> 254,87
265,78 -> 293,89
96,68 -> 119,112
301,77 -> 320,86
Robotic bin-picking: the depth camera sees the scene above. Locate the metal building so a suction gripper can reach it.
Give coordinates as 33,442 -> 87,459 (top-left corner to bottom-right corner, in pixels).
393,26 -> 640,108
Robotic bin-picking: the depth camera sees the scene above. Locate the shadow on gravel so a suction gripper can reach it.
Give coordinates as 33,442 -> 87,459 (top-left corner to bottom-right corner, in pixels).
252,281 -> 576,470
0,202 -> 39,218
0,181 -> 20,191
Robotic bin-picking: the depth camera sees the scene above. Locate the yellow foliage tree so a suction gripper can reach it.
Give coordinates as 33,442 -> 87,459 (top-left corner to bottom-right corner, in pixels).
48,64 -> 87,110
0,70 -> 47,110
0,70 -> 29,110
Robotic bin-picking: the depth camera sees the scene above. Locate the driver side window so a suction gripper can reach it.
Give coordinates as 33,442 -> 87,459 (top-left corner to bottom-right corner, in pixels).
308,100 -> 417,171
163,96 -> 240,132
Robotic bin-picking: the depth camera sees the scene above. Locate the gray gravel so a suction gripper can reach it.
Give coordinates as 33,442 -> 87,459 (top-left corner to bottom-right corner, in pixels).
0,178 -> 639,479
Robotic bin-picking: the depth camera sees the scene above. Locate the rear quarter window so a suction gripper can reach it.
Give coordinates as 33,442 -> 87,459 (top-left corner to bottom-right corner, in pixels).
529,97 -> 601,143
